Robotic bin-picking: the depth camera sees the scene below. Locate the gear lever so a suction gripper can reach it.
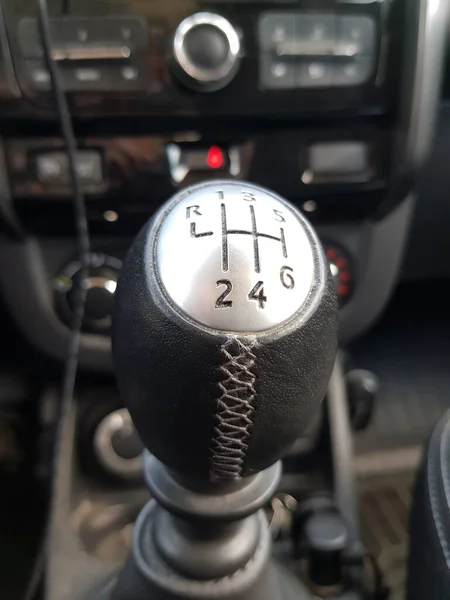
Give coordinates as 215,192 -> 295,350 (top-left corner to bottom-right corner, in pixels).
109,181 -> 337,600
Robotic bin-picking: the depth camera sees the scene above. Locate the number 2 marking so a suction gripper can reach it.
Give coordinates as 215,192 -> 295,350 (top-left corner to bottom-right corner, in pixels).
215,280 -> 233,308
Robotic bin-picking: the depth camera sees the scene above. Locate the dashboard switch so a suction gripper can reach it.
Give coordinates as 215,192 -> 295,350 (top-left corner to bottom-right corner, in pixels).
166,143 -> 240,184
304,141 -> 370,183
258,11 -> 377,90
172,13 -> 241,92
294,13 -> 336,55
36,150 -> 103,186
18,17 -> 148,60
258,13 -> 295,52
297,59 -> 333,88
54,253 -> 122,333
260,54 -> 295,89
332,57 -> 373,86
336,15 -> 376,57
18,17 -> 149,93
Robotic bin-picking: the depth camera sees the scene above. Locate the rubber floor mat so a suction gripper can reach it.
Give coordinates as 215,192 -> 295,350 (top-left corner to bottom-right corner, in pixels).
358,474 -> 414,600
349,281 -> 450,454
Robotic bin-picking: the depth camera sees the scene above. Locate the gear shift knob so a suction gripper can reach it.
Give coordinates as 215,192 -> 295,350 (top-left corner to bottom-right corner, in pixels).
113,181 -> 337,479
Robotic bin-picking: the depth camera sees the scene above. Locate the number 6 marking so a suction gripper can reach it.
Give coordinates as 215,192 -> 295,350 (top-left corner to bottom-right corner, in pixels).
280,266 -> 295,290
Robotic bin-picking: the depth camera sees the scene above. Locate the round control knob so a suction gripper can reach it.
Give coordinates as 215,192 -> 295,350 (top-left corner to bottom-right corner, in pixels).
54,254 -> 122,332
324,243 -> 353,308
305,511 -> 348,588
93,409 -> 143,479
172,13 -> 241,92
113,181 -> 337,479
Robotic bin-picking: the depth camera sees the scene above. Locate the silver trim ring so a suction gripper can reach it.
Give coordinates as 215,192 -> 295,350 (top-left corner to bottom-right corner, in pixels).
173,12 -> 240,83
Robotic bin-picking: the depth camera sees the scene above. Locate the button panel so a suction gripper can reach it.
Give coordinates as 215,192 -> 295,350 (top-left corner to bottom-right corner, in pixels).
35,150 -> 103,186
258,12 -> 377,90
18,17 -> 149,93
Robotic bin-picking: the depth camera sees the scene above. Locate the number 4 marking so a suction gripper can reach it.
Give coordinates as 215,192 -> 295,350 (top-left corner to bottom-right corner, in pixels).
248,281 -> 267,309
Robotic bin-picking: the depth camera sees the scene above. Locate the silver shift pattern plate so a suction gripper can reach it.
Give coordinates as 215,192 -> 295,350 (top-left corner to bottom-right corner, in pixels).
155,181 -> 315,333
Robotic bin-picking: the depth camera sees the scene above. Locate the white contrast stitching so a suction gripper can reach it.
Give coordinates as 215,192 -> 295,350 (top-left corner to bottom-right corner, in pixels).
210,336 -> 259,480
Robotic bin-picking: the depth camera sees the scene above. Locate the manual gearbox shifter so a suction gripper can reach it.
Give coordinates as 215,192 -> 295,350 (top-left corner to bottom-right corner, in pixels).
110,180 -> 338,600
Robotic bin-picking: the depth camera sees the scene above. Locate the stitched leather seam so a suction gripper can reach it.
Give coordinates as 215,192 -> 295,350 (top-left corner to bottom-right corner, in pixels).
210,335 -> 258,480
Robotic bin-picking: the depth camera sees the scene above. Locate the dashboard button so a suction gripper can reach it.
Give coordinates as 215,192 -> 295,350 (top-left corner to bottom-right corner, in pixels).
18,16 -> 148,59
336,16 -> 376,57
294,14 -> 336,55
73,68 -> 103,83
304,141 -> 370,183
297,59 -> 332,88
172,13 -> 241,92
54,254 -> 122,333
25,61 -> 50,90
36,151 -> 103,186
36,155 -> 63,182
332,57 -> 373,86
75,152 -> 104,183
258,13 -> 295,52
166,144 -> 240,184
260,54 -> 295,89
62,66 -> 113,91
93,408 -> 143,478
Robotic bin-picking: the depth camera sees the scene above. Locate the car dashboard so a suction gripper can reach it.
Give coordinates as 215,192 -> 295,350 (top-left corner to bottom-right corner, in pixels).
0,0 -> 445,368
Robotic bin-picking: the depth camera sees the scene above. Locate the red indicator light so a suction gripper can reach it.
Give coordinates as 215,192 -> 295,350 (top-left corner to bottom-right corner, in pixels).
206,146 -> 224,169
326,248 -> 337,260
337,284 -> 349,297
335,257 -> 348,269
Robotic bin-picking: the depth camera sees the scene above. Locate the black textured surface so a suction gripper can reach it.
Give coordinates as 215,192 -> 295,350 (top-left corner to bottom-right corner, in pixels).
0,409 -> 46,600
350,280 -> 450,600
350,281 -> 450,453
113,185 -> 338,479
402,104 -> 450,281
407,411 -> 450,600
